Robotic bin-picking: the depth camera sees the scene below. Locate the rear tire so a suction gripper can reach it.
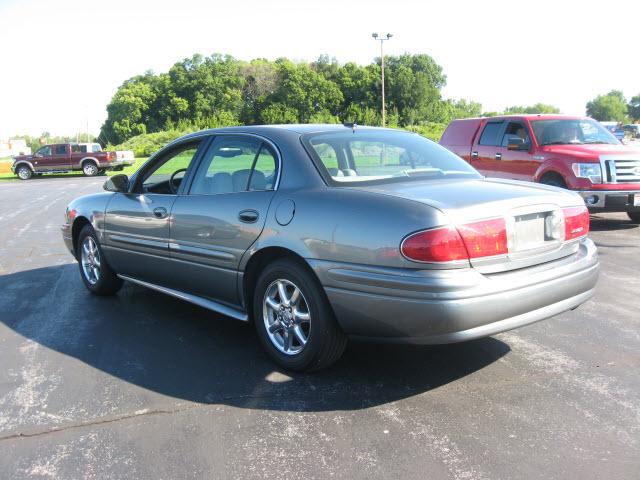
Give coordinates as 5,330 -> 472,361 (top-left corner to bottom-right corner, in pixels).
77,224 -> 123,295
540,173 -> 567,188
16,165 -> 32,180
252,258 -> 347,372
82,161 -> 99,177
628,212 -> 640,223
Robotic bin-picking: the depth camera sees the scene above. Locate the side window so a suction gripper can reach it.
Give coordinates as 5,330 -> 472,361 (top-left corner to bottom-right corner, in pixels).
140,141 -> 201,194
190,137 -> 278,195
479,122 -> 503,146
54,145 -> 66,155
37,146 -> 51,156
72,144 -> 81,153
91,144 -> 101,152
501,122 -> 531,146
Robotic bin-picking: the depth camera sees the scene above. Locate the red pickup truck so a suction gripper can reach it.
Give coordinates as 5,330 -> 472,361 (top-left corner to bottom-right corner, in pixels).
440,114 -> 640,222
11,143 -> 134,180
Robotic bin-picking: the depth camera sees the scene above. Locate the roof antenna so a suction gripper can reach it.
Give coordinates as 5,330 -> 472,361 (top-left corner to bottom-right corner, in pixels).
352,122 -> 357,133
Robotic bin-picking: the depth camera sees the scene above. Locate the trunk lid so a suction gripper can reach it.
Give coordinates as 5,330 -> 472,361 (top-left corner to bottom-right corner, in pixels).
355,177 -> 586,273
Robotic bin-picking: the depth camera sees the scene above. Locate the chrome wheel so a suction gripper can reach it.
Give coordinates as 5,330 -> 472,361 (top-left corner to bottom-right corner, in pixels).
263,279 -> 311,356
83,163 -> 98,176
81,236 -> 101,285
17,167 -> 31,179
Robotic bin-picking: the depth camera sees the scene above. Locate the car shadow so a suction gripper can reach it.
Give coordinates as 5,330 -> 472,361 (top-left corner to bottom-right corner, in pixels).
589,214 -> 639,232
0,264 -> 510,412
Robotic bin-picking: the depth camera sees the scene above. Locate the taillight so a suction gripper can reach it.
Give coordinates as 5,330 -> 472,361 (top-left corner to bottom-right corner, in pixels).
458,218 -> 508,258
563,206 -> 590,240
401,218 -> 508,263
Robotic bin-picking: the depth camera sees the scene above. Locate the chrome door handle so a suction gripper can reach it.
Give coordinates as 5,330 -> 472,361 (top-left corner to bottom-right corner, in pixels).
238,209 -> 259,223
495,153 -> 502,160
471,151 -> 479,159
153,207 -> 168,218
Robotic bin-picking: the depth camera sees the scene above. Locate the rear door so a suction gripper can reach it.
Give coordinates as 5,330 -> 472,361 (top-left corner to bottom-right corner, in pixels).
48,144 -> 72,170
169,135 -> 279,306
471,120 -> 505,176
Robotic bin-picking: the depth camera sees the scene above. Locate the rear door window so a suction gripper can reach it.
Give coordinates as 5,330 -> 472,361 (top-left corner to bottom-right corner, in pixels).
479,122 -> 503,146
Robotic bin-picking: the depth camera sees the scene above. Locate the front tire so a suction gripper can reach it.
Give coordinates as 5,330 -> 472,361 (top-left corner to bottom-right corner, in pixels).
82,161 -> 99,177
628,212 -> 640,223
253,259 -> 347,371
77,225 -> 122,295
16,165 -> 32,180
540,172 -> 567,188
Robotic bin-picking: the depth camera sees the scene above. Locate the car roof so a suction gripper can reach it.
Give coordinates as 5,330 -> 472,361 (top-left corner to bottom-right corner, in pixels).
456,114 -> 591,122
180,123 -> 398,138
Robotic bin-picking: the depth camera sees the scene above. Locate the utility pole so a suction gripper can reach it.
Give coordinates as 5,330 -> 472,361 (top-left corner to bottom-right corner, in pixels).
371,33 -> 393,127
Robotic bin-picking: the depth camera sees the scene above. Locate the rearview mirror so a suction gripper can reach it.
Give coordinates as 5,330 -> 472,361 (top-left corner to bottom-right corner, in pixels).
506,136 -> 530,151
104,174 -> 129,193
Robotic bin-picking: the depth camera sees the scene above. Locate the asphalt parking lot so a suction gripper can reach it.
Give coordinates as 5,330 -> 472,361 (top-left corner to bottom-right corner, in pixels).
0,176 -> 638,479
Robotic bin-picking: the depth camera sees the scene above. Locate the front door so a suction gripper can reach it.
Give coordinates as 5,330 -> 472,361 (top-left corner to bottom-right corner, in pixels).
102,139 -> 205,285
496,120 -> 536,181
169,135 -> 279,306
48,144 -> 72,170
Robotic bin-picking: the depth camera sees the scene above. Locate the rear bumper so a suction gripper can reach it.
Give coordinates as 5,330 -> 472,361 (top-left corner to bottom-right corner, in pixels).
98,159 -> 134,169
577,189 -> 640,212
311,238 -> 598,344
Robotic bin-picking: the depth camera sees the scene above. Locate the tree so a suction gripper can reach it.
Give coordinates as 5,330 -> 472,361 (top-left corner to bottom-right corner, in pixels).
503,103 -> 560,115
628,94 -> 640,122
586,90 -> 628,122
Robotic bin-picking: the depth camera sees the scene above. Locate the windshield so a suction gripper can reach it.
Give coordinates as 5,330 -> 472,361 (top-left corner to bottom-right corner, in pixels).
302,130 -> 481,185
531,119 -> 619,146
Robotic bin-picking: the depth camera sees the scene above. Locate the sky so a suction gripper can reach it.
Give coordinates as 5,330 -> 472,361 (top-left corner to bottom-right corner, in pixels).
0,0 -> 638,139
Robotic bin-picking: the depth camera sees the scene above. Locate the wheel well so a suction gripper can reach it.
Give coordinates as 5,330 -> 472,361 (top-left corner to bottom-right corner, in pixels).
539,171 -> 566,185
242,247 -> 315,320
15,162 -> 33,171
81,158 -> 98,167
71,216 -> 91,257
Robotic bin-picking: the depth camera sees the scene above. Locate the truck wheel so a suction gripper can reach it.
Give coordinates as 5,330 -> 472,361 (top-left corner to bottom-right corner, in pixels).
253,258 -> 347,372
16,165 -> 33,180
540,173 -> 567,188
82,161 -> 99,177
628,212 -> 640,224
77,224 -> 123,295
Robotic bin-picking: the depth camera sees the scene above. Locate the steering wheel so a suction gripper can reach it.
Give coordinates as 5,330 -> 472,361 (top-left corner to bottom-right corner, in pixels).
169,168 -> 188,194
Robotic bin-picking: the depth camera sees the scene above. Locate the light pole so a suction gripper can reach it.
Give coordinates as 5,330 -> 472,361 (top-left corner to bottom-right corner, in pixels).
372,32 -> 392,127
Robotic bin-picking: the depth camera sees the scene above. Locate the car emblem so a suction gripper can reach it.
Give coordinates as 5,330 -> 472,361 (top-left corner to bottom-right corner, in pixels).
633,166 -> 640,176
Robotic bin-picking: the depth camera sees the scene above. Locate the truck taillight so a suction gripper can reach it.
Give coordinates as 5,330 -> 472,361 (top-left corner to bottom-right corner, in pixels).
109,152 -> 116,160
563,206 -> 590,240
401,218 -> 508,263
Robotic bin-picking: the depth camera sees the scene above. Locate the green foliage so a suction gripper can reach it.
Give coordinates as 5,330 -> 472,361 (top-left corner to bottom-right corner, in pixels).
405,122 -> 448,141
109,130 -> 193,157
586,90 -> 628,122
503,103 -> 561,114
100,53 -> 469,143
628,94 -> 640,122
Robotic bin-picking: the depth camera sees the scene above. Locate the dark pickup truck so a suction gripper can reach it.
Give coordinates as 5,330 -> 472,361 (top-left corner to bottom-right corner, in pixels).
11,143 -> 134,180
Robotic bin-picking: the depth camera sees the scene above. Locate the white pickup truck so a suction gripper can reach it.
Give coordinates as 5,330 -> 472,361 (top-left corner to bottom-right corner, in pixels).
79,143 -> 135,165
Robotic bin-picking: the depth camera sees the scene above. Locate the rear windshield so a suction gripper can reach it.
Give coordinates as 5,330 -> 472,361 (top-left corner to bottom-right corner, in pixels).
302,130 -> 481,186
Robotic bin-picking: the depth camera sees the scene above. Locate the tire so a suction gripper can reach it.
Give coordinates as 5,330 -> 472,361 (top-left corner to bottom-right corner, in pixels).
252,258 -> 347,372
540,173 -> 567,188
16,165 -> 32,180
628,212 -> 640,223
82,161 -> 99,177
76,224 -> 123,295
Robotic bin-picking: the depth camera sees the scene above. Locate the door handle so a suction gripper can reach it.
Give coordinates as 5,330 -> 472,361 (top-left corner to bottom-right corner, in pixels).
153,207 -> 168,219
495,152 -> 502,160
471,151 -> 479,159
238,209 -> 259,223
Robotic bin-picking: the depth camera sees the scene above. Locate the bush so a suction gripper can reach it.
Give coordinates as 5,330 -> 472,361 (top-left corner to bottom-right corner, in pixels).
405,122 -> 447,142
109,129 -> 194,157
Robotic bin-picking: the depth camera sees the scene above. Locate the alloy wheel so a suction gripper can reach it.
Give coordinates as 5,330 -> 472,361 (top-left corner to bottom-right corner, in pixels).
263,279 -> 311,355
81,236 -> 101,285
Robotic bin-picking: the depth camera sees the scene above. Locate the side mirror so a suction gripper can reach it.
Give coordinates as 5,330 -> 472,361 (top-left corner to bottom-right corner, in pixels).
506,136 -> 530,151
104,174 -> 129,193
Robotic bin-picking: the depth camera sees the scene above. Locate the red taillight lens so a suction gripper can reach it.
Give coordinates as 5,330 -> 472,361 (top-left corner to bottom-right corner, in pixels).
458,218 -> 508,258
401,218 -> 508,263
401,227 -> 468,262
563,206 -> 590,240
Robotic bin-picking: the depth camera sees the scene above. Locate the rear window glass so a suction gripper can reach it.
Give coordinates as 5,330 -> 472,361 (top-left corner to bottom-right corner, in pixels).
302,130 -> 481,186
479,122 -> 503,146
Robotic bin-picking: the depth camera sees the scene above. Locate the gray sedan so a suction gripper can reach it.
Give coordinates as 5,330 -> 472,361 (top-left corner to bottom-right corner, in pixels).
62,125 -> 599,371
